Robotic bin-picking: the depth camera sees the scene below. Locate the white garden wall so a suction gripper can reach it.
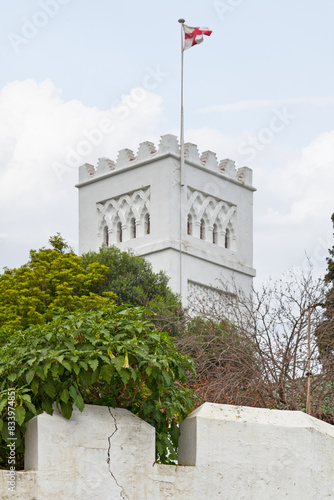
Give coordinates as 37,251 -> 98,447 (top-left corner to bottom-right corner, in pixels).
1,403 -> 333,499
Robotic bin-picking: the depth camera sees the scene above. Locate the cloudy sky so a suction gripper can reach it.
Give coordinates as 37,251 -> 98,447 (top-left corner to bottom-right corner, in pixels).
0,0 -> 333,285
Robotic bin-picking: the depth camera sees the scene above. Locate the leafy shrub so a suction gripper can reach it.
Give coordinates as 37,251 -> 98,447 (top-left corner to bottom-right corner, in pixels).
0,305 -> 195,469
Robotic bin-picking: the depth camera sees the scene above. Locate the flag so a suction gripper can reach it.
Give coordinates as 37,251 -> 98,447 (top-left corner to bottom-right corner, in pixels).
183,25 -> 212,50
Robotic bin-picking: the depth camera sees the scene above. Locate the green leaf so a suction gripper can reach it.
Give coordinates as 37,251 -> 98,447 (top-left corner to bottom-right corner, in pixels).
129,366 -> 137,382
119,369 -> 130,385
60,388 -> 69,403
21,393 -> 32,403
60,401 -> 73,419
42,380 -> 56,399
112,356 -> 125,372
146,366 -> 152,376
31,378 -> 39,395
15,406 -> 26,426
0,398 -> 7,415
69,385 -> 77,401
36,366 -> 46,381
90,369 -> 98,385
79,370 -> 92,388
79,361 -> 88,371
7,373 -> 17,382
74,392 -> 85,412
61,360 -> 72,372
162,371 -> 171,385
51,363 -> 59,378
25,400 -> 37,415
100,364 -> 113,383
1,424 -> 10,441
72,363 -> 80,376
43,362 -> 52,376
88,359 -> 99,371
25,369 -> 35,384
41,399 -> 53,415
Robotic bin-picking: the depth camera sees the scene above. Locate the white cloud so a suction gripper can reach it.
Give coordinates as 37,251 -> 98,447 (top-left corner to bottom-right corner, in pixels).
198,97 -> 334,113
0,79 -> 165,270
254,130 -> 334,280
257,130 -> 334,219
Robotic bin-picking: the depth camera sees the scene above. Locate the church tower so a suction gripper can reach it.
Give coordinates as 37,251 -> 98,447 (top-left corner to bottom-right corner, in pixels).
76,134 -> 256,304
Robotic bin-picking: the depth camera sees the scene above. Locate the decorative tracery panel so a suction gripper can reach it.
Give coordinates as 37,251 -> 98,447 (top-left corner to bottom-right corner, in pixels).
187,187 -> 237,250
97,187 -> 150,245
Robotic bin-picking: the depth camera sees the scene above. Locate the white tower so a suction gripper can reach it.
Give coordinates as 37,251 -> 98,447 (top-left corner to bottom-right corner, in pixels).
76,135 -> 256,304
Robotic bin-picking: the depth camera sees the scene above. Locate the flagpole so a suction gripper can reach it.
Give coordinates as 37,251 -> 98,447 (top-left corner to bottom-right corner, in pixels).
178,18 -> 185,302
176,19 -> 212,302
178,18 -> 185,187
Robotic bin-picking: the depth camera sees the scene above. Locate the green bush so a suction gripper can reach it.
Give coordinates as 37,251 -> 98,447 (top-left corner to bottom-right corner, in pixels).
0,305 -> 195,469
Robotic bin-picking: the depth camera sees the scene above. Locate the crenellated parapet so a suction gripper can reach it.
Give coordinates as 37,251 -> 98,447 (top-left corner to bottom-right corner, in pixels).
77,133 -> 256,305
78,134 -> 253,187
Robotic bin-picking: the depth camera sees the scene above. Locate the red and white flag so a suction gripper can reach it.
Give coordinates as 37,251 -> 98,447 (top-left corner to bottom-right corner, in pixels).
183,25 -> 212,50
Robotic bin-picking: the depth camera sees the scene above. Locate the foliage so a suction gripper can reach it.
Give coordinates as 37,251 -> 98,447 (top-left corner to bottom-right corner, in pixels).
0,306 -> 196,469
315,213 -> 334,362
0,236 -> 194,468
0,236 -> 182,335
82,245 -> 183,335
0,234 -> 111,330
82,245 -> 174,305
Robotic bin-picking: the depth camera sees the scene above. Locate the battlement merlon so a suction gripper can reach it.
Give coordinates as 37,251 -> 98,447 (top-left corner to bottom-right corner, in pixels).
76,134 -> 255,191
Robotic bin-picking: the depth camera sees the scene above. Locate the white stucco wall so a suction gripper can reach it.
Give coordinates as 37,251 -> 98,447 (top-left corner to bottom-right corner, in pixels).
76,135 -> 256,304
1,403 -> 333,499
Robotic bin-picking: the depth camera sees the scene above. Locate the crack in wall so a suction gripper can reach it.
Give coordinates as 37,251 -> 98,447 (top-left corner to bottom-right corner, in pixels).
107,408 -> 129,499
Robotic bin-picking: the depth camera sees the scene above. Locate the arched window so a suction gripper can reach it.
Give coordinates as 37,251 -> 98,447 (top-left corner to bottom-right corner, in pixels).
144,213 -> 150,235
116,221 -> 122,243
225,228 -> 230,249
212,224 -> 218,244
187,215 -> 193,235
200,219 -> 205,240
130,217 -> 136,239
103,225 -> 109,246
